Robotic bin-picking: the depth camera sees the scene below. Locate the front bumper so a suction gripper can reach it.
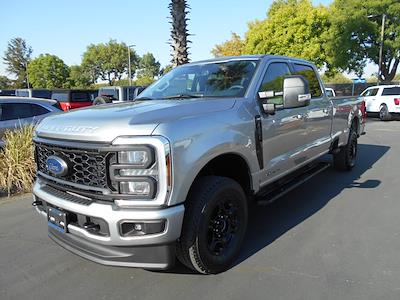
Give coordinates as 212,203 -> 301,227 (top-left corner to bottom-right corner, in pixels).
33,180 -> 185,269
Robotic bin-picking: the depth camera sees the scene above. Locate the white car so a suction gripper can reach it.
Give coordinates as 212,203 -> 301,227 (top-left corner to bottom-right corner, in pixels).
360,85 -> 400,120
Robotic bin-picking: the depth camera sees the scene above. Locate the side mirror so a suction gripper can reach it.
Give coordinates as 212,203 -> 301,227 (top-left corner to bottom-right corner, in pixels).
283,76 -> 311,109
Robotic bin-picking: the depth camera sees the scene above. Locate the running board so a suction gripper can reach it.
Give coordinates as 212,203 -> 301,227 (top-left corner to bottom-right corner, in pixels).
256,162 -> 331,205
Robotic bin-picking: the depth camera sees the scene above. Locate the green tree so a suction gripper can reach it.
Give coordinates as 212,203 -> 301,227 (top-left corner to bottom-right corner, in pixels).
160,64 -> 174,75
82,40 -> 139,85
135,76 -> 156,86
211,32 -> 244,57
0,76 -> 13,89
66,65 -> 93,88
328,0 -> 400,82
137,53 -> 161,79
28,54 -> 69,88
3,37 -> 32,88
244,0 -> 331,69
169,0 -> 190,66
321,72 -> 352,84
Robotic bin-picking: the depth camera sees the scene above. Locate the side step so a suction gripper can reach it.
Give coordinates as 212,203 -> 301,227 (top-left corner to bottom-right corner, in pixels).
256,162 -> 331,205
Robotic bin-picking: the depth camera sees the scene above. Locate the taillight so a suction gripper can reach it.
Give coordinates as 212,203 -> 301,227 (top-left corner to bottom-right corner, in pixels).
394,98 -> 400,106
361,100 -> 367,121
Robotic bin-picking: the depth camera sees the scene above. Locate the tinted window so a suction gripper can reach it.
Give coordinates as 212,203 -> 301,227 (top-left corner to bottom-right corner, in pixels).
71,92 -> 90,102
382,87 -> 400,96
0,103 -> 35,121
31,104 -> 50,115
326,89 -> 334,97
258,62 -> 291,105
52,92 -> 68,102
32,90 -> 51,99
293,64 -> 322,98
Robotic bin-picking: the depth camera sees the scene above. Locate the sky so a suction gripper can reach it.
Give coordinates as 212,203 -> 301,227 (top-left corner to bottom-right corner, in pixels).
0,0 -> 375,78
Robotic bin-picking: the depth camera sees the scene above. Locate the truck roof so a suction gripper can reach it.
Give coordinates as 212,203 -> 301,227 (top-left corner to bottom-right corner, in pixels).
184,55 -> 315,66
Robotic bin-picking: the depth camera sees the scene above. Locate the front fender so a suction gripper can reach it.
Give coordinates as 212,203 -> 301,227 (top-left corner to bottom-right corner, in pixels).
153,107 -> 259,206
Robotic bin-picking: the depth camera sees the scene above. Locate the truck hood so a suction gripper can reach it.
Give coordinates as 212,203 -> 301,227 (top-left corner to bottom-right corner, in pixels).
35,98 -> 236,142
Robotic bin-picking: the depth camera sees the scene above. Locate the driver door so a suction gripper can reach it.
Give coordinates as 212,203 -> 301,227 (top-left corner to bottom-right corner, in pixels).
257,61 -> 309,187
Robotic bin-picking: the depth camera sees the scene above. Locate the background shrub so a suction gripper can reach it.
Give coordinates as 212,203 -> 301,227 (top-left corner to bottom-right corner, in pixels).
0,125 -> 35,196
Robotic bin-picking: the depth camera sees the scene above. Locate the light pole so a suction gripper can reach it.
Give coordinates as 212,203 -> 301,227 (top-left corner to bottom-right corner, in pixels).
368,14 -> 386,84
25,61 -> 30,88
127,44 -> 135,86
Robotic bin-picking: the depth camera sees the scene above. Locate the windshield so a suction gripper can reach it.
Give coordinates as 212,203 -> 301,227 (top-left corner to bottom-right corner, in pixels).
138,60 -> 258,100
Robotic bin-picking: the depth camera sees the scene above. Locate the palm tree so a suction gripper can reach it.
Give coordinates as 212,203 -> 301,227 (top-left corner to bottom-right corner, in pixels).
169,0 -> 190,66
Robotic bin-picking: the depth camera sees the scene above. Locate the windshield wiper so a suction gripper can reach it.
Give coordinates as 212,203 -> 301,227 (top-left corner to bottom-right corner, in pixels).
135,96 -> 154,100
164,94 -> 204,99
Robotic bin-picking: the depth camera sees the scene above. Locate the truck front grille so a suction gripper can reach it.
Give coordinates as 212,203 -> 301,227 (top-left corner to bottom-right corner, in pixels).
35,143 -> 114,190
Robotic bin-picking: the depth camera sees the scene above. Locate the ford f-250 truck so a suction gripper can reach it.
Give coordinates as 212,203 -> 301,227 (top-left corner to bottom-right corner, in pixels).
32,55 -> 366,274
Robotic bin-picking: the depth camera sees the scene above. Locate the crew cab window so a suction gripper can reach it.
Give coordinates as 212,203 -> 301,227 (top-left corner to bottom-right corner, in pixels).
361,88 -> 378,97
292,64 -> 322,98
382,87 -> 400,96
258,62 -> 291,105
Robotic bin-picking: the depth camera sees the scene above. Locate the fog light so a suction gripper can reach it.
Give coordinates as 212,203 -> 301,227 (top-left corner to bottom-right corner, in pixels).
119,179 -> 155,197
120,220 -> 166,236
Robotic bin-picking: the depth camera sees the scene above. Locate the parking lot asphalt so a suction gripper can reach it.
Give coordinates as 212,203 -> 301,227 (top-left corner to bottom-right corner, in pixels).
1,118 -> 400,300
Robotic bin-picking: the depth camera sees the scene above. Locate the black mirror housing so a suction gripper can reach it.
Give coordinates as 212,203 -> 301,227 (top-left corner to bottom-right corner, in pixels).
283,76 -> 311,109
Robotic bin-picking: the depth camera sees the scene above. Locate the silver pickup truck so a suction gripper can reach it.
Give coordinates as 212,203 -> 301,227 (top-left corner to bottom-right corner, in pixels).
32,55 -> 366,274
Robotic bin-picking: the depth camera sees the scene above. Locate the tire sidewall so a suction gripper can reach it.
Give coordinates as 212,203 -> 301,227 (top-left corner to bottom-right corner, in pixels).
345,130 -> 358,169
195,185 -> 247,272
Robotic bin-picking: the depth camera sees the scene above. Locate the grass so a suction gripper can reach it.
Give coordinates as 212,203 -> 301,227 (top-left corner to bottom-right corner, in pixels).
0,125 -> 36,196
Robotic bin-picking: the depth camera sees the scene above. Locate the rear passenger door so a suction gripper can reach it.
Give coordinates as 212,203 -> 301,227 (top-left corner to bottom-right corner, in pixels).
258,61 -> 310,186
292,63 -> 333,157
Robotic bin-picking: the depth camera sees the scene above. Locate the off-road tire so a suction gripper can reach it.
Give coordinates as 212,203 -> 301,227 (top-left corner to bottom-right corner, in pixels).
176,176 -> 248,274
333,127 -> 358,171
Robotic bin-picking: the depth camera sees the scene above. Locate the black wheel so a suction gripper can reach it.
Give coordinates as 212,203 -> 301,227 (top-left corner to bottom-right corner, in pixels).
93,96 -> 108,105
176,176 -> 248,274
379,104 -> 391,121
333,128 -> 358,171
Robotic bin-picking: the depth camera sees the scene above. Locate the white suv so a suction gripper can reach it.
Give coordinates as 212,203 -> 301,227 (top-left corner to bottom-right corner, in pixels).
360,85 -> 400,120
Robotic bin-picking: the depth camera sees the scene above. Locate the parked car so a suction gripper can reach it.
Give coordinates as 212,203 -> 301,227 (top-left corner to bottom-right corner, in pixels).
325,87 -> 336,97
0,89 -> 15,96
51,89 -> 95,111
0,97 -> 61,147
32,55 -> 365,274
360,85 -> 400,120
93,86 -> 146,105
15,89 -> 52,99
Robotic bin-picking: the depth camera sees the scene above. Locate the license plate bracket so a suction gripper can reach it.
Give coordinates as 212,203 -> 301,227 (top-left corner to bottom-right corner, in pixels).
47,207 -> 68,233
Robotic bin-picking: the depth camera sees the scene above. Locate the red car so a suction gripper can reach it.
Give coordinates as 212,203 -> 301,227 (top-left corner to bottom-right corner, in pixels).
51,90 -> 97,111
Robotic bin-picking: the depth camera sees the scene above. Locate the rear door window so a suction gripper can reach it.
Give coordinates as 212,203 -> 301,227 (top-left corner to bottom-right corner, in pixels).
292,64 -> 322,98
382,87 -> 400,96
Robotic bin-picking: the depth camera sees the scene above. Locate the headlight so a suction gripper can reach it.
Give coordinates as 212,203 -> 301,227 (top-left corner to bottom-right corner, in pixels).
119,178 -> 155,197
111,136 -> 172,208
118,147 -> 154,168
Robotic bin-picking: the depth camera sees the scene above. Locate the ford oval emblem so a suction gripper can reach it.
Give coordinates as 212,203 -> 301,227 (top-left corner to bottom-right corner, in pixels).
46,156 -> 68,176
